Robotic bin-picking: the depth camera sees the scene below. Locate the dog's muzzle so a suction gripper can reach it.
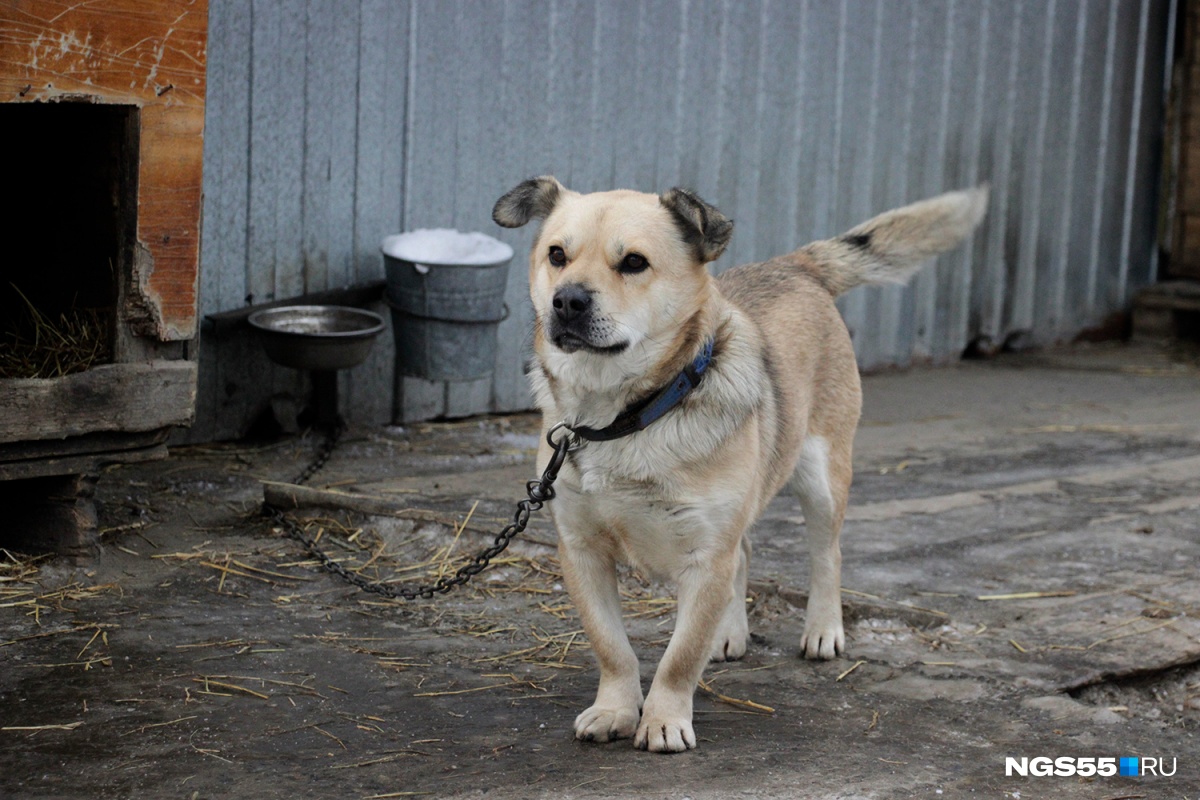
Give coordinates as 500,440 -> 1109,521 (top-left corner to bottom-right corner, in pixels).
548,284 -> 626,354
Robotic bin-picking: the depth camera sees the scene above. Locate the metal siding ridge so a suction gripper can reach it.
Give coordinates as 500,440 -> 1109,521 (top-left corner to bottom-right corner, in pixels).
648,0 -> 684,192
914,0 -> 956,360
956,0 -> 988,354
782,0 -> 809,257
490,0 -> 544,415
739,0 -> 771,265
848,0 -> 885,368
1050,0 -> 1088,338
347,0 -> 407,427
626,2 -> 659,193
446,1 -> 501,417
829,0 -> 851,350
276,1 -> 308,302
1117,0 -> 1152,304
1085,0 -> 1119,320
892,0 -> 921,366
829,0 -> 847,238
796,0 -> 838,249
1129,1 -> 1170,289
396,1 -> 448,421
298,1 -> 319,298
663,0 -> 690,190
1151,0 -> 1179,284
936,0 -> 978,361
301,1 -> 331,297
753,0 -> 796,260
247,0 -> 279,307
400,0 -> 417,233
982,0 -> 1022,346
197,0 -> 254,441
713,0 -> 738,264
1012,0 -> 1055,335
330,5 -> 361,292
201,0 -> 253,316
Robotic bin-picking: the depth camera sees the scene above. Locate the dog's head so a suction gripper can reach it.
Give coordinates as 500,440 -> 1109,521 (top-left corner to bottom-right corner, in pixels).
493,177 -> 732,378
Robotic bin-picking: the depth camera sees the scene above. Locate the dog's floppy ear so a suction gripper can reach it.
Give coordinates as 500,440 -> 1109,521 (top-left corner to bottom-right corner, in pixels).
493,176 -> 566,228
660,188 -> 734,263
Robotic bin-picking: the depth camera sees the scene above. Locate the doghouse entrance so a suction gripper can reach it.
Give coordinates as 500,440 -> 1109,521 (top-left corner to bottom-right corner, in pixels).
0,103 -> 138,379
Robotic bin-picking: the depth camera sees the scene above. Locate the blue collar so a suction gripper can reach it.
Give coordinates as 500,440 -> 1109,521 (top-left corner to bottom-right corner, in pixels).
570,338 -> 714,442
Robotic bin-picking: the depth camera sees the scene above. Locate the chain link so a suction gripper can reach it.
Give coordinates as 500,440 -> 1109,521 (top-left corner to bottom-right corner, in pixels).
263,425 -> 578,600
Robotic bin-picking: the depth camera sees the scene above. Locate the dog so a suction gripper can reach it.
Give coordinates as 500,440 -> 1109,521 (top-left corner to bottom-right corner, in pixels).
492,178 -> 987,752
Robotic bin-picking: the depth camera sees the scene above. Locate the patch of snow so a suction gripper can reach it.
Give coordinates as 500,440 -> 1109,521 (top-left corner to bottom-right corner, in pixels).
381,229 -> 513,267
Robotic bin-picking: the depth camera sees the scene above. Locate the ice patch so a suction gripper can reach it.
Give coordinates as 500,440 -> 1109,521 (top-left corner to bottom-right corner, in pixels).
381,228 -> 513,268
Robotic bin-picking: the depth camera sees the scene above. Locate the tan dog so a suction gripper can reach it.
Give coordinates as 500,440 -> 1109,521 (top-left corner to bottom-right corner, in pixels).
493,178 -> 987,752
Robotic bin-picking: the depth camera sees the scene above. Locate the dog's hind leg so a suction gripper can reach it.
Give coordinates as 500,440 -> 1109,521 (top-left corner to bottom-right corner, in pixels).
792,434 -> 851,659
709,533 -> 751,661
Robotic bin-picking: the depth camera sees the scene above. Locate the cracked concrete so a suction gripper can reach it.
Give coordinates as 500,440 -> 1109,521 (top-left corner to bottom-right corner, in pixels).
2,341 -> 1199,799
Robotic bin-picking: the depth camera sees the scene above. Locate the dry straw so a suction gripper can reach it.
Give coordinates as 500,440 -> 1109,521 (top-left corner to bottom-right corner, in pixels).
0,283 -> 111,379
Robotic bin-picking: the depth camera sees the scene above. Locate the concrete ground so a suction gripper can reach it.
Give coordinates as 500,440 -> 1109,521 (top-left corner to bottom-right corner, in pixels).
2,341 -> 1199,799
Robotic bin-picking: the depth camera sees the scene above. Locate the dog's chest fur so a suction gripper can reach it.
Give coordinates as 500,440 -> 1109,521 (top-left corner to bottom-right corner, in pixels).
553,445 -> 748,579
540,321 -> 768,580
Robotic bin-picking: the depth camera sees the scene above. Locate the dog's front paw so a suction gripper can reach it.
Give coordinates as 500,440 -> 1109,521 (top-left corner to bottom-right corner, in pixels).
800,615 -> 844,660
634,694 -> 696,753
574,704 -> 640,743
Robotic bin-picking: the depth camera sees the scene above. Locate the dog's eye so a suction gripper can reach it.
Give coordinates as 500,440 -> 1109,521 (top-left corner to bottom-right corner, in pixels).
548,245 -> 567,267
619,253 -> 649,274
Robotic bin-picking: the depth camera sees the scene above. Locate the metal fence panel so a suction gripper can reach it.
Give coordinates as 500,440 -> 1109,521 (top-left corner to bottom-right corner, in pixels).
197,0 -> 1171,439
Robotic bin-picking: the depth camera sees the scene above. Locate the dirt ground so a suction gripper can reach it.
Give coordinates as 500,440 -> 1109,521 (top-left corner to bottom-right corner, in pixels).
2,341 -> 1199,800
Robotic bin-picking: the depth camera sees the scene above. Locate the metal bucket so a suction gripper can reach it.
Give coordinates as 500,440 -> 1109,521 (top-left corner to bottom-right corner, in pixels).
382,230 -> 513,382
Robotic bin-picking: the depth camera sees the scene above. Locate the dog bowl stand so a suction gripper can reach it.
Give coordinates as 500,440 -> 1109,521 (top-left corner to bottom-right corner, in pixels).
247,305 -> 386,431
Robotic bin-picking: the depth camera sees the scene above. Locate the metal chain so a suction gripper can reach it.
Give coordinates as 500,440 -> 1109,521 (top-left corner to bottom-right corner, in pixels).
262,424 -> 578,600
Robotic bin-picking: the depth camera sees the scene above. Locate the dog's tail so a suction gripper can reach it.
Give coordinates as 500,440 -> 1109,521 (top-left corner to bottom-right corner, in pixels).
798,185 -> 989,297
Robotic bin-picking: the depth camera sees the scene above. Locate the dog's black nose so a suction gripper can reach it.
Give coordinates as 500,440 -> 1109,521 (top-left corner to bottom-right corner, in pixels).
552,283 -> 592,322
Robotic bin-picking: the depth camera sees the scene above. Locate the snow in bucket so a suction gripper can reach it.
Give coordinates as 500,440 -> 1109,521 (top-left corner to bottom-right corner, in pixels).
381,229 -> 513,273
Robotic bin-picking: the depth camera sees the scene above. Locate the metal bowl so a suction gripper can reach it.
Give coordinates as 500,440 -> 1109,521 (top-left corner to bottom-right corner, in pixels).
248,305 -> 386,371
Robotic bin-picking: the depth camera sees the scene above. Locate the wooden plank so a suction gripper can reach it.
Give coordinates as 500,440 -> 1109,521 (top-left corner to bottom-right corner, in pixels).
0,361 -> 197,443
0,440 -> 167,482
0,0 -> 208,341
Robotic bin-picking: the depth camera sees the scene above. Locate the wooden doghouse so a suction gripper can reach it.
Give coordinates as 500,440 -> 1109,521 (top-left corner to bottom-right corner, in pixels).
0,2 -> 208,552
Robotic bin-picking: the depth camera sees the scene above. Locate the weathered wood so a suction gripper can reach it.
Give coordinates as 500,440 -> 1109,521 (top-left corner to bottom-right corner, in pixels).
264,480 -> 461,525
0,361 -> 196,443
0,429 -> 167,462
0,1 -> 208,341
0,442 -> 167,482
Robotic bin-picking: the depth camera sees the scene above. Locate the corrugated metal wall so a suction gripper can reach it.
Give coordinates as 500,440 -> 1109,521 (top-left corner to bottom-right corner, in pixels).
196,0 -> 1171,441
